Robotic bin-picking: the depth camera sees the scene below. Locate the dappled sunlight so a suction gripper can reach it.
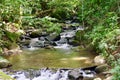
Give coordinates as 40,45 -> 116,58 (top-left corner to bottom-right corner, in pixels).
70,57 -> 89,61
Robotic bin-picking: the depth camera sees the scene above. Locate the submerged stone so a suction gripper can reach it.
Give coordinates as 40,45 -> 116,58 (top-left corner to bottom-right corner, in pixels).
68,69 -> 83,80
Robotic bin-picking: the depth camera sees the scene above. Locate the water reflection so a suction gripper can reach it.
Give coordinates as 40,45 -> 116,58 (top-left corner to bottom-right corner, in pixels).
7,48 -> 96,70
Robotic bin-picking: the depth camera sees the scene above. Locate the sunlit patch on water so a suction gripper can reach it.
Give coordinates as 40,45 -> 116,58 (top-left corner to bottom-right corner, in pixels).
71,57 -> 89,60
60,57 -> 89,61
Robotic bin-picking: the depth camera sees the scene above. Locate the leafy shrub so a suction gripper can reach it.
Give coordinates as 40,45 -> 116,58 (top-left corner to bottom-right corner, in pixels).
78,1 -> 120,78
22,16 -> 61,34
111,59 -> 120,80
84,12 -> 119,55
78,0 -> 118,26
48,0 -> 80,19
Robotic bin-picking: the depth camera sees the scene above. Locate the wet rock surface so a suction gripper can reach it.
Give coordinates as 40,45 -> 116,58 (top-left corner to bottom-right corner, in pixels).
68,69 -> 83,80
20,20 -> 84,50
3,66 -> 97,80
95,64 -> 110,73
0,57 -> 12,68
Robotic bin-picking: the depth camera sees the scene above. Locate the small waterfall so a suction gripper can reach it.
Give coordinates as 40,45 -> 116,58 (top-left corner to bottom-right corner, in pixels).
9,68 -> 96,80
54,27 -> 82,49
60,30 -> 76,38
28,38 -> 39,50
23,20 -> 84,50
28,38 -> 45,50
10,69 -> 69,80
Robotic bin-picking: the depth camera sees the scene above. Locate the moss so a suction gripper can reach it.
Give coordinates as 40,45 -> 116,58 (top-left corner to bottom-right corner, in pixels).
3,41 -> 19,50
0,70 -> 14,80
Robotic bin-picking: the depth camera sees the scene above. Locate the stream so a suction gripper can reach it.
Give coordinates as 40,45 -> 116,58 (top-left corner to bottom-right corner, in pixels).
7,49 -> 96,70
2,21 -> 98,80
5,48 -> 97,80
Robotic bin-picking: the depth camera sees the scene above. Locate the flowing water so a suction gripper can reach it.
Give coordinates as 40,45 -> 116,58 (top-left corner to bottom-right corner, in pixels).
5,48 -> 97,80
7,48 -> 96,70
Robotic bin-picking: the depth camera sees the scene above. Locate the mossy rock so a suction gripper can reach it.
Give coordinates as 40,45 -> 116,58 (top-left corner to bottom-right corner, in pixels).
0,56 -> 11,68
20,40 -> 31,46
4,42 -> 19,50
0,70 -> 14,80
29,29 -> 42,38
68,39 -> 80,46
0,48 -> 3,55
95,64 -> 109,73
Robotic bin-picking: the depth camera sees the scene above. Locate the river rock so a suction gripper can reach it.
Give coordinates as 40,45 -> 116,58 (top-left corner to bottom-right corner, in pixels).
94,78 -> 102,80
29,29 -> 42,38
95,64 -> 109,73
44,44 -> 55,49
0,57 -> 12,68
31,40 -> 45,47
68,39 -> 79,46
20,40 -> 31,47
61,23 -> 71,30
94,55 -> 106,65
3,46 -> 22,56
41,31 -> 49,36
104,76 -> 112,80
68,69 -> 83,80
20,35 -> 31,40
46,32 -> 60,41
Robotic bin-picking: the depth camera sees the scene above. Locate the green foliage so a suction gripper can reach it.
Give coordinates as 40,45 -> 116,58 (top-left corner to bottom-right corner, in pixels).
0,47 -> 2,54
78,1 -> 120,78
40,16 -> 61,34
0,0 -> 22,22
75,30 -> 85,44
111,59 -> 120,80
0,70 -> 14,80
0,22 -> 22,50
78,0 -> 119,26
23,16 -> 61,34
84,11 -> 119,56
0,0 -> 25,49
5,31 -> 20,42
48,0 -> 79,19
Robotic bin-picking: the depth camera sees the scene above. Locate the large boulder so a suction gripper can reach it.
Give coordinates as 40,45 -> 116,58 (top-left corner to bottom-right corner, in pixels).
3,46 -> 22,56
94,55 -> 106,65
29,29 -> 42,38
68,69 -> 83,80
0,57 -> 12,68
104,76 -> 112,80
95,64 -> 109,73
